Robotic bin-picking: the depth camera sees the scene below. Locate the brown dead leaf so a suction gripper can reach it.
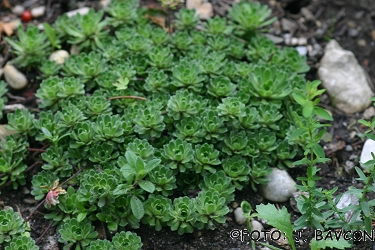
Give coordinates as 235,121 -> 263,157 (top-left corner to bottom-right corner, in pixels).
0,19 -> 20,37
1,0 -> 12,9
144,14 -> 173,32
324,140 -> 346,155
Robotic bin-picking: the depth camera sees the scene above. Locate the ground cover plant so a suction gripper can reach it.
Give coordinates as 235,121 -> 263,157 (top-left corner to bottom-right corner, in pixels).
1,0 -> 374,249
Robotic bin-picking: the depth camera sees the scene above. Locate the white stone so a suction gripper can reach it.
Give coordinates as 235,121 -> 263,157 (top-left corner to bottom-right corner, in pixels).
3,104 -> 26,111
186,0 -> 213,20
100,0 -> 111,8
296,46 -> 308,56
66,7 -> 90,18
3,64 -> 28,90
233,207 -> 246,225
259,168 -> 296,202
31,6 -> 46,18
251,220 -> 264,238
283,33 -> 292,45
360,139 -> 375,167
291,37 -> 298,46
49,50 -> 69,65
298,37 -> 307,45
12,5 -> 25,15
318,40 -> 374,114
335,193 -> 361,221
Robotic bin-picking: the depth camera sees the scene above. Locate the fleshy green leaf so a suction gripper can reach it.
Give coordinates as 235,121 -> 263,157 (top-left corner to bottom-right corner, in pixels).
131,196 -> 144,219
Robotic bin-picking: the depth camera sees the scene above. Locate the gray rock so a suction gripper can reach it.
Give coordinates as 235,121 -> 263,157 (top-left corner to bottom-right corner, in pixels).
360,139 -> 375,168
344,160 -> 355,174
12,5 -> 25,15
264,34 -> 284,44
259,168 -> 296,202
318,40 -> 374,114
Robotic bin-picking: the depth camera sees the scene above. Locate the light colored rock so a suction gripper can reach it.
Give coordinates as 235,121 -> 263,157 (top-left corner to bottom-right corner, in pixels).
281,18 -> 297,31
259,168 -> 296,202
318,40 -> 374,114
66,7 -> 90,18
233,207 -> 246,225
49,50 -> 69,65
335,193 -> 360,221
3,64 -> 28,90
360,139 -> 375,167
186,0 -> 213,20
3,104 -> 26,111
297,37 -> 307,46
344,160 -> 355,174
12,5 -> 25,15
264,34 -> 283,44
296,46 -> 308,56
251,220 -> 264,238
100,0 -> 111,8
31,6 -> 46,18
283,33 -> 291,45
291,37 -> 298,46
363,106 -> 375,120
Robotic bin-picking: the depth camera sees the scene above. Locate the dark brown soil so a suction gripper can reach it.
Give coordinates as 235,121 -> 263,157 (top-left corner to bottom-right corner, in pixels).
1,0 -> 375,249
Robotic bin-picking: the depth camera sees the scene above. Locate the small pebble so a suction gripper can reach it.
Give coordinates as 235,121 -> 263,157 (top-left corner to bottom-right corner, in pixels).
296,46 -> 308,56
297,37 -> 307,45
283,33 -> 292,45
49,50 -> 70,64
31,6 -> 46,18
66,7 -> 90,18
12,5 -> 25,15
264,34 -> 284,44
344,160 -> 355,174
371,30 -> 375,42
233,207 -> 246,225
348,28 -> 359,37
291,37 -> 298,46
281,18 -> 297,31
251,220 -> 264,238
23,198 -> 38,204
232,201 -> 239,209
22,187 -> 30,195
3,64 -> 28,90
345,145 -> 353,151
347,20 -> 356,28
357,39 -> 366,47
